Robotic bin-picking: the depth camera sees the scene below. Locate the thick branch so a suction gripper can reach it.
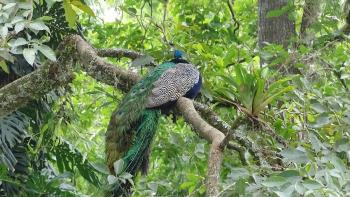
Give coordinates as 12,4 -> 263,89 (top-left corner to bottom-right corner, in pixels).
96,48 -> 143,59
0,47 -> 75,118
177,97 -> 225,196
74,35 -> 140,92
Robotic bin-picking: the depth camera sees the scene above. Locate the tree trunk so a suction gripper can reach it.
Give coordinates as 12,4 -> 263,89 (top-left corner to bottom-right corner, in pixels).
300,0 -> 321,40
258,0 -> 295,48
258,0 -> 296,71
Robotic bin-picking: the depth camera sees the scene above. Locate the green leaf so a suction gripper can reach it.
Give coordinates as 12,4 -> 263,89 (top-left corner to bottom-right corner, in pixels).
274,184 -> 295,197
0,112 -> 28,170
277,170 -> 301,184
36,44 -> 56,61
113,159 -> 125,175
334,138 -> 350,152
280,148 -> 309,164
179,181 -> 193,189
128,7 -> 137,15
309,133 -> 322,152
91,162 -> 109,175
0,61 -> 9,73
252,78 -> 266,115
15,21 -> 25,33
63,0 -> 77,28
340,73 -> 350,79
266,3 -> 294,18
107,175 -> 118,185
227,168 -> 250,181
71,0 -> 96,17
268,75 -> 297,93
0,50 -> 14,63
255,86 -> 294,115
302,180 -> 323,190
295,181 -> 306,194
262,176 -> 287,187
23,48 -> 37,65
147,182 -> 158,191
28,21 -> 50,32
37,16 -> 54,21
0,26 -> 8,38
18,2 -> 32,10
3,3 -> 16,10
10,37 -> 28,47
310,101 -> 327,113
310,113 -> 331,128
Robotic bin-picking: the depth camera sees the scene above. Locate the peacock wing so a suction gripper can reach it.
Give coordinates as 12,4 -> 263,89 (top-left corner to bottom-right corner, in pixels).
146,63 -> 200,108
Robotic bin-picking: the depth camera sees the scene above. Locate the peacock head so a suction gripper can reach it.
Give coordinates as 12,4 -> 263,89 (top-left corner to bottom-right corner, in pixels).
174,50 -> 184,59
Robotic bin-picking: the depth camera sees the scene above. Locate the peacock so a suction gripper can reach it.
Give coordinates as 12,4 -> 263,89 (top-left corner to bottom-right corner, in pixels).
105,50 -> 202,196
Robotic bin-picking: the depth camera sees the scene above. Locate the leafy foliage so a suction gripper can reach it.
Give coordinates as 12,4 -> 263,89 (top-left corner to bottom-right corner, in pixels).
0,1 -> 54,69
214,65 -> 294,116
52,138 -> 100,186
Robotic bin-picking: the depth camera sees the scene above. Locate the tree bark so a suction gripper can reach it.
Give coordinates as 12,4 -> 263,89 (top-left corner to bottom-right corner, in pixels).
258,0 -> 296,73
177,97 -> 225,196
258,0 -> 295,48
300,0 -> 321,40
0,62 -> 74,118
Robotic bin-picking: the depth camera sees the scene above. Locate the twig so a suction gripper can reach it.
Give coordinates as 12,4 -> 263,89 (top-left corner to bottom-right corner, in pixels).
226,0 -> 240,35
193,102 -> 267,166
226,143 -> 247,165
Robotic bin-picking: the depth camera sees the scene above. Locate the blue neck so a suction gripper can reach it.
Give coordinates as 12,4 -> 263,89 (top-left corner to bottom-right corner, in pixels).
170,58 -> 189,64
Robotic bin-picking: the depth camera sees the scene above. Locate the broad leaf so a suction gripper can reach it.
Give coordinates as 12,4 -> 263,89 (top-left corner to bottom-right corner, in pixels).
28,21 -> 50,32
23,48 -> 37,65
0,61 -> 9,73
63,0 -> 77,28
280,148 -> 309,164
70,0 -> 95,17
36,45 -> 56,61
262,176 -> 287,187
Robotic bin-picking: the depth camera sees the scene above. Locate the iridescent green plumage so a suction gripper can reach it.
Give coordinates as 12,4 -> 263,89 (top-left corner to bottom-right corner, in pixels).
106,57 -> 201,196
105,62 -> 175,195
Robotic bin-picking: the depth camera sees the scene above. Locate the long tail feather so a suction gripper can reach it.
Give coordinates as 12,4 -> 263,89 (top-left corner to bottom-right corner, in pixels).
106,62 -> 175,174
113,109 -> 160,196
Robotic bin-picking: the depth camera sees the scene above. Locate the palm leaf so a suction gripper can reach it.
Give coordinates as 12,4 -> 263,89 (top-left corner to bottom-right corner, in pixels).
0,112 -> 29,171
52,138 -> 101,186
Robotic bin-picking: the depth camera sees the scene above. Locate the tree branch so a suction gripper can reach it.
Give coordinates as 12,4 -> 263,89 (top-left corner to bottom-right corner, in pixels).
0,39 -> 76,117
96,48 -> 143,59
74,36 -> 140,92
177,97 -> 225,196
226,0 -> 240,35
0,62 -> 73,117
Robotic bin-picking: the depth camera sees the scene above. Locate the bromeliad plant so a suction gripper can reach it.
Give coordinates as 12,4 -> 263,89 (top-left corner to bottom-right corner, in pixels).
215,65 -> 295,117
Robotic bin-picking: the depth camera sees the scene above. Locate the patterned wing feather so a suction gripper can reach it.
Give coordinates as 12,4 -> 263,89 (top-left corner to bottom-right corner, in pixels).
146,63 -> 199,108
